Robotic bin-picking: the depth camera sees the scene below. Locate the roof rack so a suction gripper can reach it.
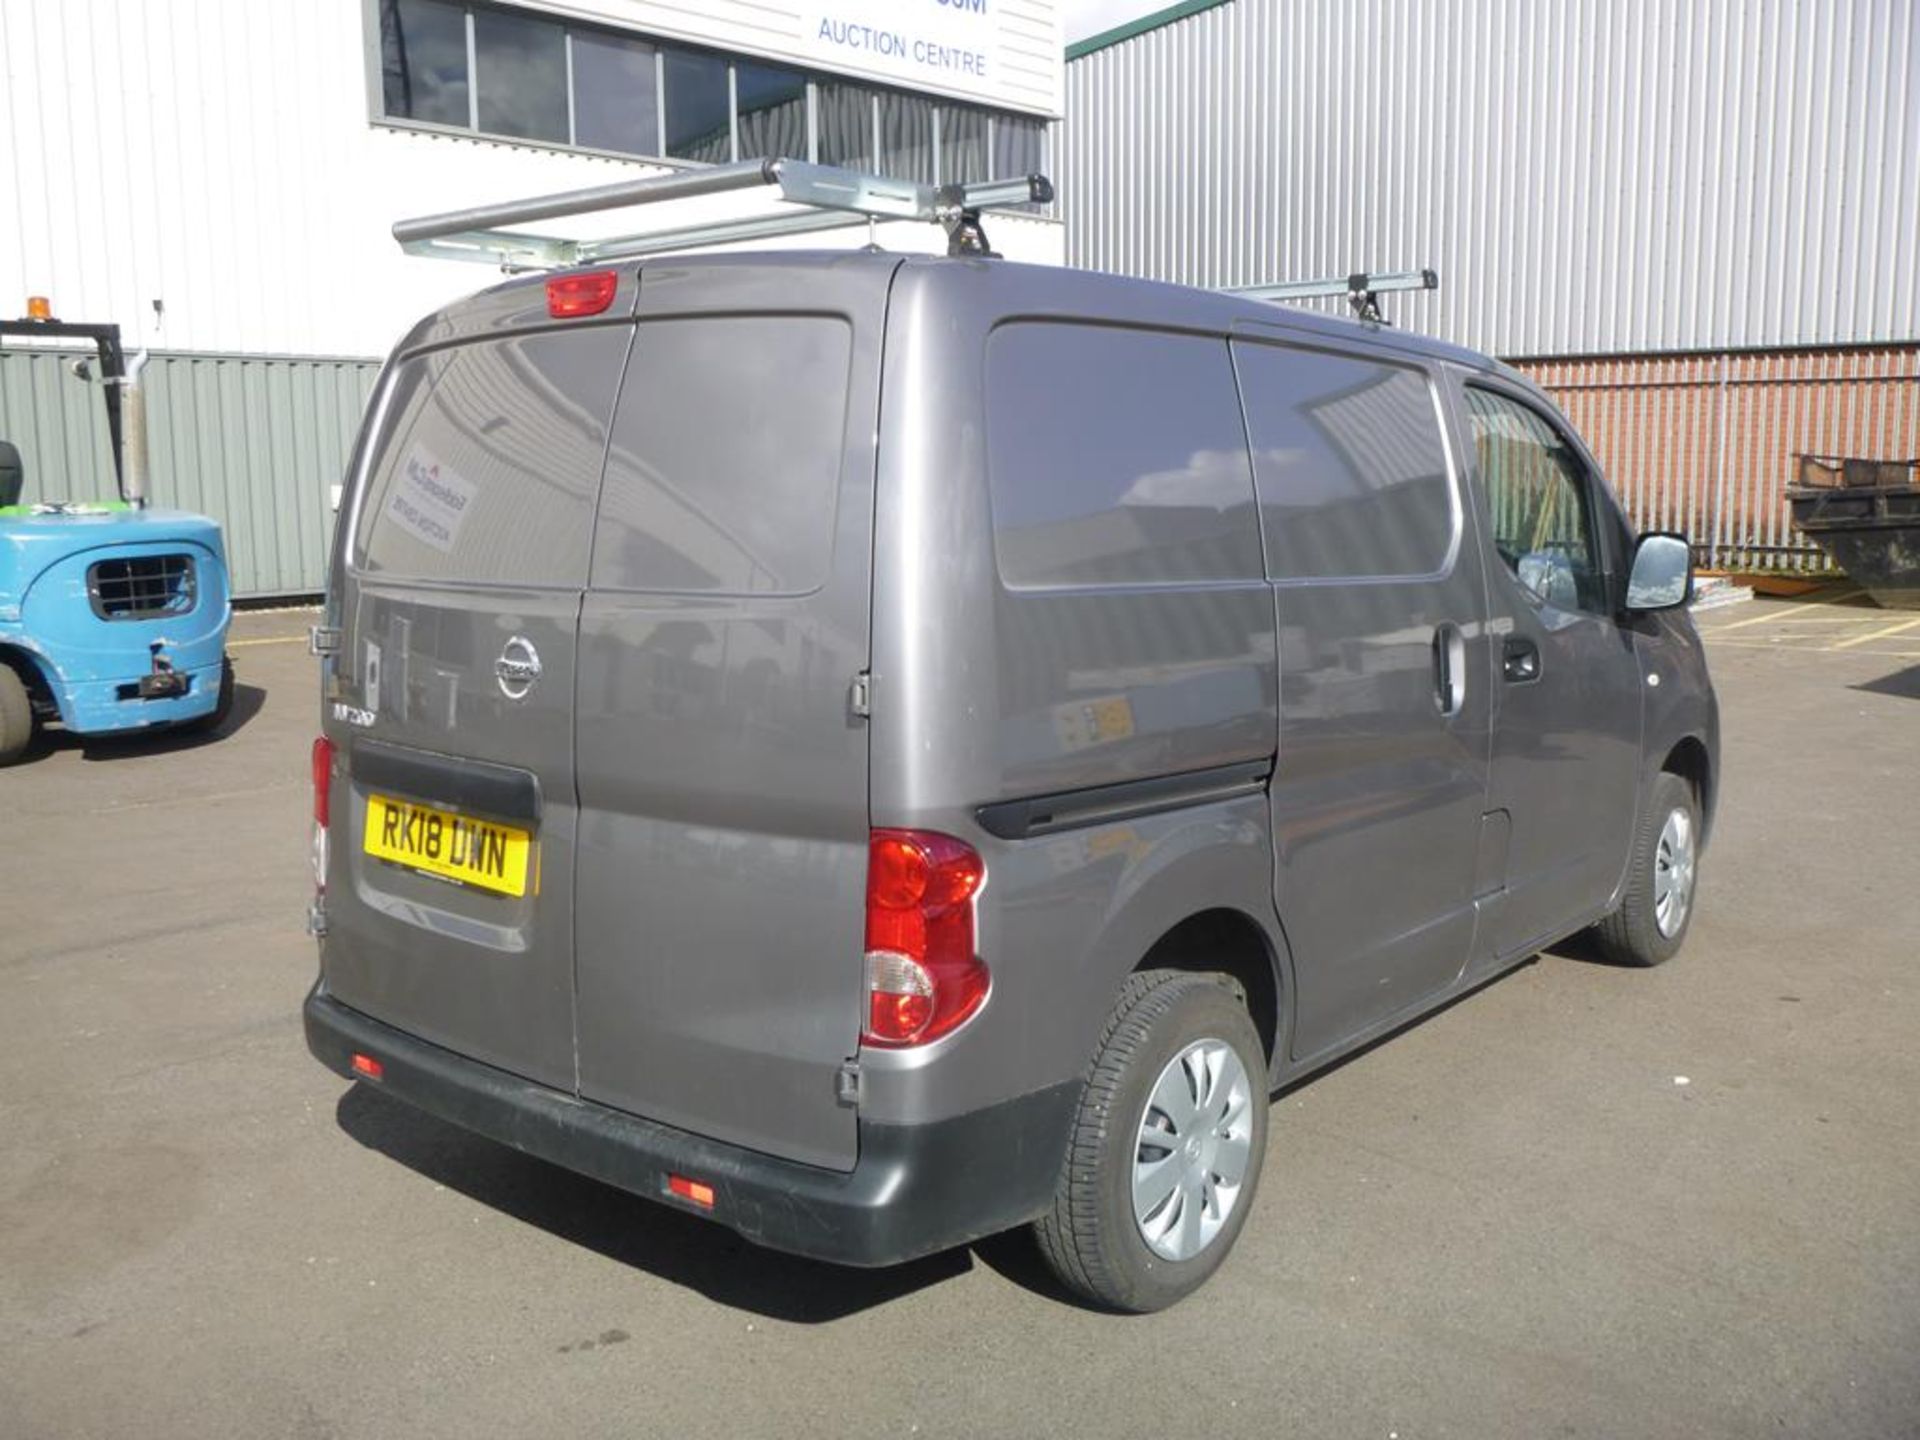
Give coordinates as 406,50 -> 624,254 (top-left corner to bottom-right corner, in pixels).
1230,268 -> 1439,324
393,158 -> 1055,270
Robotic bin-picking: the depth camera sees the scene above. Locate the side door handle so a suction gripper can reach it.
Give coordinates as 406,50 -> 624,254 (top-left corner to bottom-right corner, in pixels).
1503,636 -> 1542,684
1432,623 -> 1467,716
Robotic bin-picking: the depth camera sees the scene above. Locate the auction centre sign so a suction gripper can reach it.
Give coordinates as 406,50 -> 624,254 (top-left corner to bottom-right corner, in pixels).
524,2 -> 1061,116
798,0 -> 999,93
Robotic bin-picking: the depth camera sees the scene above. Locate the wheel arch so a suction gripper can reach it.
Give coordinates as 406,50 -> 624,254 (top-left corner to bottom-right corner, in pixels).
1661,734 -> 1714,843
1130,908 -> 1283,1072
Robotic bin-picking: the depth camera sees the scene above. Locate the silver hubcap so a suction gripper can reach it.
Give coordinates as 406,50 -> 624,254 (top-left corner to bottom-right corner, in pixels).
1653,806 -> 1696,938
1132,1038 -> 1254,1263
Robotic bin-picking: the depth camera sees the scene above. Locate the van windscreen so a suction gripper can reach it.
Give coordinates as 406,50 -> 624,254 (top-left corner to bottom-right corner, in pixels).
353,327 -> 629,587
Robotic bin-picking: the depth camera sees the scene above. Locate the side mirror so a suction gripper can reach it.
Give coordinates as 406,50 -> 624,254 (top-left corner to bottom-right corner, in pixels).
1626,532 -> 1692,612
0,439 -> 23,509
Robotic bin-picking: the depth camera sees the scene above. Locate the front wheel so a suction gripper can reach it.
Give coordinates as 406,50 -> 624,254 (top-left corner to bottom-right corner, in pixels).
0,661 -> 36,766
1592,771 -> 1701,967
1034,969 -> 1269,1312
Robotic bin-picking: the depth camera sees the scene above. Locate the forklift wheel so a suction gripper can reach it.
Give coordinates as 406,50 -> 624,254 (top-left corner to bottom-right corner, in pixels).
0,662 -> 35,765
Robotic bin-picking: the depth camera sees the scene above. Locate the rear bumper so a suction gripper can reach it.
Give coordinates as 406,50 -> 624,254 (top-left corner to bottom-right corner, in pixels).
56,655 -> 223,732
304,984 -> 1079,1268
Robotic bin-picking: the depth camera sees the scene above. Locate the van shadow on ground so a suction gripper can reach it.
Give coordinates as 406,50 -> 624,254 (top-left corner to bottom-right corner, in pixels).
1853,664 -> 1920,701
335,1084 -> 986,1322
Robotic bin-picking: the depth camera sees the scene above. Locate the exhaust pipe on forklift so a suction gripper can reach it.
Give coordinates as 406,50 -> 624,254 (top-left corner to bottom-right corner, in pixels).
117,345 -> 152,509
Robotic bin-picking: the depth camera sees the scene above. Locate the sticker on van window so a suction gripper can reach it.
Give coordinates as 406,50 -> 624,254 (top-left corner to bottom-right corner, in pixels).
386,447 -> 475,555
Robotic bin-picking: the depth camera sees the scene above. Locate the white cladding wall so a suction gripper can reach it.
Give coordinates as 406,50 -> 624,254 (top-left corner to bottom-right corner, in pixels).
0,0 -> 1063,359
1062,0 -> 1920,356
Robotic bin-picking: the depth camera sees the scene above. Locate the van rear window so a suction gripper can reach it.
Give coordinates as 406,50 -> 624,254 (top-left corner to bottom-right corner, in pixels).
986,323 -> 1261,589
1233,342 -> 1456,581
354,328 -> 629,586
589,315 -> 852,595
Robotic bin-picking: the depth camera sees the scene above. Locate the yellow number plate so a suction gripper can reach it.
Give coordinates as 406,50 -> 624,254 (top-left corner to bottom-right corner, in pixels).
362,794 -> 532,897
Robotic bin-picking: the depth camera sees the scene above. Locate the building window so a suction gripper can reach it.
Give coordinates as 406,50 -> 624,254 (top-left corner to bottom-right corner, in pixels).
372,0 -> 1052,193
877,93 -> 934,181
938,106 -> 988,186
472,7 -> 568,144
663,48 -> 732,163
736,63 -> 809,162
380,0 -> 469,129
572,31 -> 659,155
816,83 -> 874,170
993,115 -> 1048,179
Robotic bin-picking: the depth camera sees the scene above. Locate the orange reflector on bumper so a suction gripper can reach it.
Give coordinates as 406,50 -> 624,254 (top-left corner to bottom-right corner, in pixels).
668,1174 -> 715,1209
351,1052 -> 384,1080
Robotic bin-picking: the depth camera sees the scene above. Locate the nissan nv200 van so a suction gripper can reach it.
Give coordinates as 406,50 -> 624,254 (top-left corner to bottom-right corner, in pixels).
305,249 -> 1717,1311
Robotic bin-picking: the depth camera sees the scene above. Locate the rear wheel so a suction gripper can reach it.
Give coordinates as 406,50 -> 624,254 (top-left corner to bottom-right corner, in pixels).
0,661 -> 35,765
1592,771 -> 1700,966
1034,969 -> 1268,1312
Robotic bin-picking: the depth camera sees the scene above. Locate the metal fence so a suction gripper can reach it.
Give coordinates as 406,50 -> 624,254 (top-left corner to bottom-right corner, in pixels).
0,347 -> 379,597
1514,345 -> 1920,571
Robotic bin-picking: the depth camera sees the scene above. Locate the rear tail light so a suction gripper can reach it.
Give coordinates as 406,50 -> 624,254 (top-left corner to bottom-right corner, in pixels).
863,829 -> 988,1047
546,270 -> 619,318
351,1052 -> 383,1081
311,736 -> 334,892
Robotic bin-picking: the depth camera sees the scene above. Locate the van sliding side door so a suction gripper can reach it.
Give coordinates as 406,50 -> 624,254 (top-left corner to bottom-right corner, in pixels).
1232,337 -> 1495,1059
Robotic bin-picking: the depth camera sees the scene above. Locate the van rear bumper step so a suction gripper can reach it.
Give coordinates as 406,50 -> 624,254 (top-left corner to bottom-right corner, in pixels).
304,984 -> 1079,1268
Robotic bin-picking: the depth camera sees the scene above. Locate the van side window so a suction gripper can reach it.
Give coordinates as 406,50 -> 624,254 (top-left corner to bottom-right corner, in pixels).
1233,342 -> 1455,580
591,316 -> 852,595
354,329 -> 628,586
986,323 -> 1260,589
1464,387 -> 1607,614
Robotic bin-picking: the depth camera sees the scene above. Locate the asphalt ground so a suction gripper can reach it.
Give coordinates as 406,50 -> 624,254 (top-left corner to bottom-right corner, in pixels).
2,600 -> 1916,1440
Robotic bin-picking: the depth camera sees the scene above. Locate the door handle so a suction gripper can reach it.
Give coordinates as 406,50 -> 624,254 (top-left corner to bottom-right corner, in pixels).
1503,636 -> 1542,684
1432,623 -> 1467,716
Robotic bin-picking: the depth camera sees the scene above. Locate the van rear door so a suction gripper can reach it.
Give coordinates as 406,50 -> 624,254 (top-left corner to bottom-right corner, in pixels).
572,259 -> 892,1172
320,317 -> 632,1091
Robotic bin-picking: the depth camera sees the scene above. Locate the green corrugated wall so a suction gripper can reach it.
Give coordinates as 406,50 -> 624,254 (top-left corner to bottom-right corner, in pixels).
0,347 -> 380,598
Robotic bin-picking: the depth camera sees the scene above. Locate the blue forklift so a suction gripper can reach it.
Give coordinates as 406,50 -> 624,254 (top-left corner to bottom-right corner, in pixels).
0,303 -> 233,764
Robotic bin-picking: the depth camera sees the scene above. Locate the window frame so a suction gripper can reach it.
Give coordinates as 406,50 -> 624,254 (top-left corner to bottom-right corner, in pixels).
362,0 -> 1055,190
1460,378 -> 1621,618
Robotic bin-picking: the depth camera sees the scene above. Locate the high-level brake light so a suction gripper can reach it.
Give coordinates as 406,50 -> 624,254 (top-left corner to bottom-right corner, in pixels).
546,270 -> 618,318
862,829 -> 988,1047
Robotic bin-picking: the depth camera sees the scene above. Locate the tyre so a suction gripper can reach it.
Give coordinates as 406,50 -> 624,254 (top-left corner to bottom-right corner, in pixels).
181,655 -> 235,735
1592,771 -> 1701,967
0,660 -> 37,766
1034,968 -> 1269,1312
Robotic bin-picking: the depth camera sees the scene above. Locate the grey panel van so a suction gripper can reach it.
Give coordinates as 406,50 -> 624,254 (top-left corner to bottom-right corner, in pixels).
305,249 -> 1718,1311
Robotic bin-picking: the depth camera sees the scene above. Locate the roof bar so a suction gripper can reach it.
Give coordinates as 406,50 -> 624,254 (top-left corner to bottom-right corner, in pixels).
1231,268 -> 1439,324
393,159 -> 1055,269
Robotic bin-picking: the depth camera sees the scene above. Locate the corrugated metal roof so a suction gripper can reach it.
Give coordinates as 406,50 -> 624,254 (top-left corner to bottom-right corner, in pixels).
1062,0 -> 1920,356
